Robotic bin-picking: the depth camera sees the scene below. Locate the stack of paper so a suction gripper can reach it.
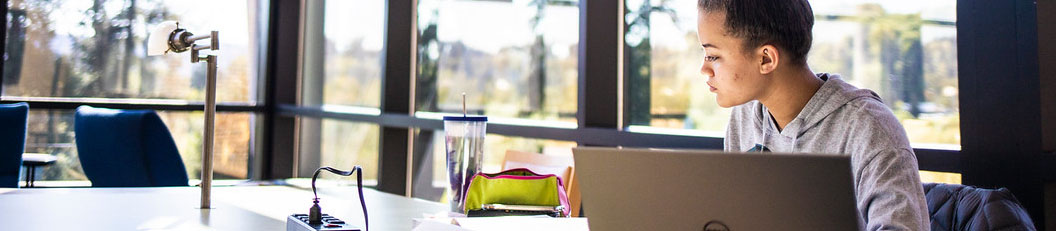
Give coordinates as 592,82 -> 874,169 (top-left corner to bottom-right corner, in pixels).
412,216 -> 589,231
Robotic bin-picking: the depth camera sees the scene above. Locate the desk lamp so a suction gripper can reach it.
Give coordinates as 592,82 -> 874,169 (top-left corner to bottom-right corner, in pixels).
147,21 -> 219,208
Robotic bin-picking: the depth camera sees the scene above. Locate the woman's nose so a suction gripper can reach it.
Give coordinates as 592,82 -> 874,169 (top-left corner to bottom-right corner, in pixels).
700,61 -> 713,78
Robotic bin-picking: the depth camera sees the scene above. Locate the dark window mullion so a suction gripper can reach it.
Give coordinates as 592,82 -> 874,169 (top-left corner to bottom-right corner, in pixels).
958,0 -> 1044,226
377,0 -> 416,196
577,0 -> 620,147
914,148 -> 960,173
258,0 -> 302,180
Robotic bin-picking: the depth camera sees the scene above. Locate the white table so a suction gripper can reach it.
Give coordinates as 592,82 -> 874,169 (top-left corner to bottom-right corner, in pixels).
0,185 -> 447,230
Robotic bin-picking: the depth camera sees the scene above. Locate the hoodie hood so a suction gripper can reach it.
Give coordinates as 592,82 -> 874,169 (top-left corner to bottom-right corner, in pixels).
762,73 -> 883,138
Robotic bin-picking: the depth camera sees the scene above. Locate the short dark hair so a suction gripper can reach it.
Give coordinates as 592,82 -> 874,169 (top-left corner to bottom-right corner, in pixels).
698,0 -> 814,65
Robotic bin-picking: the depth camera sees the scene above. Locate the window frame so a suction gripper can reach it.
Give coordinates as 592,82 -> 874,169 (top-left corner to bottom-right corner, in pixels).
2,0 -> 1049,227
268,0 -> 1048,225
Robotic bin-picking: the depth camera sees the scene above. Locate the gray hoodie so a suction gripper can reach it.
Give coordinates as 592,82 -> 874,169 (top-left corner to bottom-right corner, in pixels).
724,73 -> 930,230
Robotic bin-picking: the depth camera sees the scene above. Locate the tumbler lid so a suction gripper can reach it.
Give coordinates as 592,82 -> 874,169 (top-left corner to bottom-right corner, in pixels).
443,115 -> 487,122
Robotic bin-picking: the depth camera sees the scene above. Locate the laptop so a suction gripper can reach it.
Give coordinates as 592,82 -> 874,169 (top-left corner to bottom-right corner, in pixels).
572,147 -> 861,231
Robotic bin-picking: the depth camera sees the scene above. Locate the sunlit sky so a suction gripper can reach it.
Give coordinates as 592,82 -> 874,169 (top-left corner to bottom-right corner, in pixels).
325,0 -> 386,53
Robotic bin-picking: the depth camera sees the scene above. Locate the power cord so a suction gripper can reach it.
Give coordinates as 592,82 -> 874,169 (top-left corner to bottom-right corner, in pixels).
310,166 -> 368,231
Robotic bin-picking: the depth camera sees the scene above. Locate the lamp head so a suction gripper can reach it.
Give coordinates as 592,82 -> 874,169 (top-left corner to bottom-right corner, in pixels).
147,21 -> 194,56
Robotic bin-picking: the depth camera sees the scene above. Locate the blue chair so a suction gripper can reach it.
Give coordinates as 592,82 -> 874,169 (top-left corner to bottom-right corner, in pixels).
74,106 -> 188,187
0,103 -> 29,188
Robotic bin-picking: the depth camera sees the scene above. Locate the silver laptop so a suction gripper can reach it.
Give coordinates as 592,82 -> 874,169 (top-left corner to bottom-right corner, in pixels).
573,147 -> 861,231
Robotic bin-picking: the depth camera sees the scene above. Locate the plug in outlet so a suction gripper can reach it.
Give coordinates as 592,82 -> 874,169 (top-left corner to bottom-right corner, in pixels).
287,214 -> 360,231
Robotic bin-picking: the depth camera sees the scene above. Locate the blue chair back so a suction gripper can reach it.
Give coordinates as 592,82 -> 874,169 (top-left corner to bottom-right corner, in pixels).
74,106 -> 188,187
0,103 -> 28,188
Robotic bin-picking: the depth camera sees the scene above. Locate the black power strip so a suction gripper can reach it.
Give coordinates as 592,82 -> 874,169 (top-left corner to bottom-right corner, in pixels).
286,214 -> 361,231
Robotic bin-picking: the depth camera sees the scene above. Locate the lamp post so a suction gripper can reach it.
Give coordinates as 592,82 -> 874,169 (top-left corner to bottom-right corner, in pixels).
147,21 -> 219,209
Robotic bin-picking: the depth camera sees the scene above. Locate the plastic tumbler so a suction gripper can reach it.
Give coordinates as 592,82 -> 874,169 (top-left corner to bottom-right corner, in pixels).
443,115 -> 487,213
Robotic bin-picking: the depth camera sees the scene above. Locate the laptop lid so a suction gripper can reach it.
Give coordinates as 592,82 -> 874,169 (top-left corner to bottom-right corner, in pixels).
573,147 -> 861,231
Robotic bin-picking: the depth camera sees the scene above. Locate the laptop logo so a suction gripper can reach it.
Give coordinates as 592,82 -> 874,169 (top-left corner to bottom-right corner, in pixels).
703,221 -> 730,231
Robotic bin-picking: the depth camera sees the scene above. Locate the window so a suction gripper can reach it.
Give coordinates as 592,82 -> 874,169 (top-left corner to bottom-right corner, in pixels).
624,0 -> 728,134
416,0 -> 579,123
624,0 -> 959,148
3,0 -> 260,104
919,171 -> 960,184
297,118 -> 380,185
4,0 -> 263,184
167,112 -> 253,180
294,0 -> 387,186
23,109 -> 252,182
810,0 -> 959,147
300,0 -> 385,108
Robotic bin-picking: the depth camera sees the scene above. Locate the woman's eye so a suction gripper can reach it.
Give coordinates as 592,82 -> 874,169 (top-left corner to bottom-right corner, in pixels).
705,56 -> 719,62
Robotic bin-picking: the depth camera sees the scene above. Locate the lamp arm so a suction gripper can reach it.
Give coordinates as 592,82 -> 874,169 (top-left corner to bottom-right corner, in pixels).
178,31 -> 219,52
186,34 -> 212,43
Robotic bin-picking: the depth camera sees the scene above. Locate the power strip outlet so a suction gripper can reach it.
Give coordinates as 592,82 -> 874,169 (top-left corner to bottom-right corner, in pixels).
286,214 -> 361,231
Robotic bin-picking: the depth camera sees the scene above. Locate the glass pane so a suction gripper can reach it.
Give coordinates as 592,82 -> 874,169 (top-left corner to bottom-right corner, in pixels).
410,129 -> 576,202
23,110 -> 79,182
624,0 -> 729,132
297,117 -> 379,185
300,0 -> 384,108
3,0 -> 261,104
165,111 -> 253,180
810,1 -> 959,147
25,109 -> 252,182
919,170 -> 960,184
625,0 -> 959,147
416,0 -> 579,122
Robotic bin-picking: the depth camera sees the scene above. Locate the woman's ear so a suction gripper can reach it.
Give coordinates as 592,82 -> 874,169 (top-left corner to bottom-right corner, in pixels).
758,45 -> 779,75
